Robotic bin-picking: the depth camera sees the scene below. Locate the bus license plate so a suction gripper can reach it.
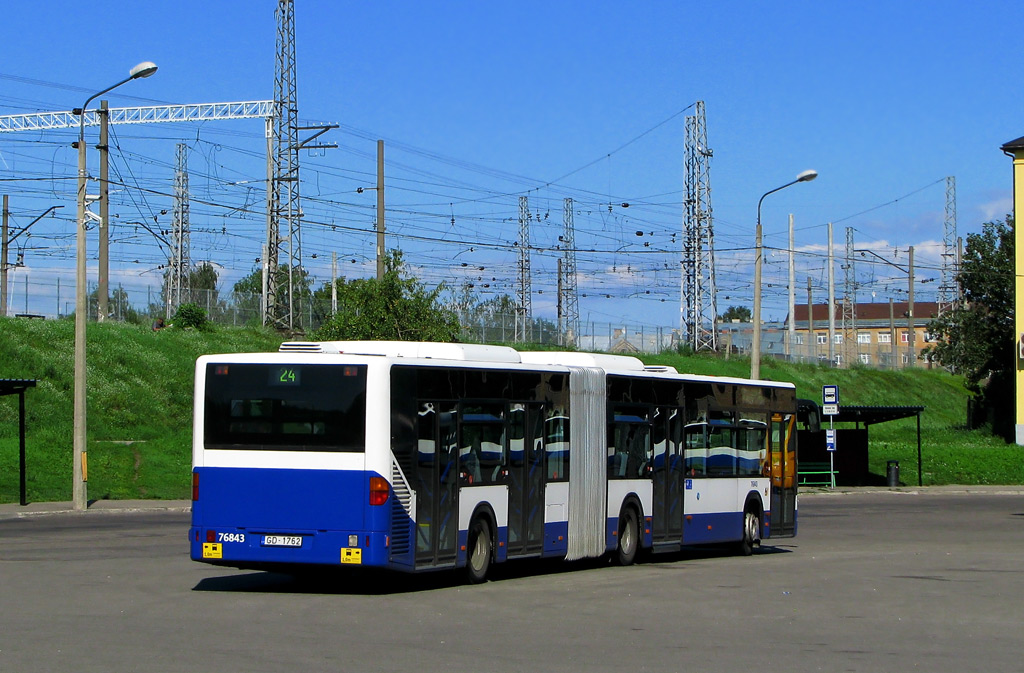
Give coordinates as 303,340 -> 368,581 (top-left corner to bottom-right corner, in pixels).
263,535 -> 302,547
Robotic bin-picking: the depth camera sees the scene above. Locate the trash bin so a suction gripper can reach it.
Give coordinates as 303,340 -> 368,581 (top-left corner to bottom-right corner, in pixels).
886,460 -> 900,487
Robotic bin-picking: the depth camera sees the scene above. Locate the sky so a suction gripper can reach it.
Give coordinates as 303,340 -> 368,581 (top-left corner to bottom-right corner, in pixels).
1,1 -> 1022,329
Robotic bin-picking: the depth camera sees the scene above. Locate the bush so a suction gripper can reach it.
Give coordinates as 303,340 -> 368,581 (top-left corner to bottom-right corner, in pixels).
171,303 -> 212,331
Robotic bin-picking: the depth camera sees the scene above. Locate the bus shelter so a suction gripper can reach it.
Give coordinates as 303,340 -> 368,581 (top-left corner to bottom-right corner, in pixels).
1,379 -> 37,505
797,404 -> 924,487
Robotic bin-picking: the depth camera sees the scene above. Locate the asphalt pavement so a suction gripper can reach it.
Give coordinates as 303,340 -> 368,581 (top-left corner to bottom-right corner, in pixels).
3,484 -> 1024,520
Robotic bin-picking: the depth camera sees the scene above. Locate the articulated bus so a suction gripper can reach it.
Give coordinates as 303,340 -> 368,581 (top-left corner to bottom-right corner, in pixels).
189,341 -> 799,582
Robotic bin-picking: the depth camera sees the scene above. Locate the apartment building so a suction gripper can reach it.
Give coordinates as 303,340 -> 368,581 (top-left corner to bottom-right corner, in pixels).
790,301 -> 939,368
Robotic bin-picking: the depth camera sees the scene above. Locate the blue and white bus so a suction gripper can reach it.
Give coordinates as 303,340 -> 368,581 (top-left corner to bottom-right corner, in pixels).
189,341 -> 799,582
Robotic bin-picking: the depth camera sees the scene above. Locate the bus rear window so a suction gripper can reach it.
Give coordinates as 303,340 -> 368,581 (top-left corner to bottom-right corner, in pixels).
204,363 -> 367,452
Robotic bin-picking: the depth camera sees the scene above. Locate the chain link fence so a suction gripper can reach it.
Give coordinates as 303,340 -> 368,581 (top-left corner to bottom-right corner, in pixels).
1,276 -> 683,354
0,274 -> 938,366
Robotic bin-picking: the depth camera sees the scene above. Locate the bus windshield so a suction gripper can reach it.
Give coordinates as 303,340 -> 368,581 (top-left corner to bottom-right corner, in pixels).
204,363 -> 367,452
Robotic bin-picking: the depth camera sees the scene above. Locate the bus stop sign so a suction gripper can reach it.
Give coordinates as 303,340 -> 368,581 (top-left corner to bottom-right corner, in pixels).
822,385 -> 839,416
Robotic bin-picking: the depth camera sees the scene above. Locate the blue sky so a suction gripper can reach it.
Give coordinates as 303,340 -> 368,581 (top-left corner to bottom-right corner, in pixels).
1,1 -> 1021,327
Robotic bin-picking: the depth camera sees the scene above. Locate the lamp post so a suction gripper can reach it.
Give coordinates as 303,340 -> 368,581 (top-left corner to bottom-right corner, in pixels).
751,169 -> 817,380
73,61 -> 157,511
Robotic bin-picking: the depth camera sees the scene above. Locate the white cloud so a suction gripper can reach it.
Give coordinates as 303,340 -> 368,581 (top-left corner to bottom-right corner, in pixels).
978,196 -> 1012,221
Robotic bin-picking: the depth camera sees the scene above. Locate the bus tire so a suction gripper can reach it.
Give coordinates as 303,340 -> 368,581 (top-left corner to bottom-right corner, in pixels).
616,507 -> 639,566
466,517 -> 492,584
738,506 -> 760,556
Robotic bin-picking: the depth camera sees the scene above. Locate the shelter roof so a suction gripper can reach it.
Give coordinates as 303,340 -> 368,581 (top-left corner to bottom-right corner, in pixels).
827,404 -> 924,425
0,379 -> 37,396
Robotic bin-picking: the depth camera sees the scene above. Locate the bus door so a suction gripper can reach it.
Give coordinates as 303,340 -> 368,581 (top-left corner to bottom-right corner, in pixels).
507,402 -> 546,556
651,406 -> 684,544
769,413 -> 797,537
415,401 -> 459,567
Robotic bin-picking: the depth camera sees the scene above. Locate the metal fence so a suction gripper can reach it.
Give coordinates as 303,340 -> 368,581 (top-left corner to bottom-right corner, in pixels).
0,276 -> 684,354
0,274 -> 939,367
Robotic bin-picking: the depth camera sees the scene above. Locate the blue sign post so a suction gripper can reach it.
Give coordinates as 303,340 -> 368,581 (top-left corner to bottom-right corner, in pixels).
822,385 -> 839,489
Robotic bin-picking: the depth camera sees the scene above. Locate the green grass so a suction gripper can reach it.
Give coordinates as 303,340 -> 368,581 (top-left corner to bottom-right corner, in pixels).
0,318 -> 1019,504
0,317 -> 283,503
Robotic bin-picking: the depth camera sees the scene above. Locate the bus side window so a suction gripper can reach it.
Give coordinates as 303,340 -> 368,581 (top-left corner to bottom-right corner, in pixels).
545,413 -> 568,481
736,418 -> 766,477
459,404 -> 506,485
626,424 -> 650,479
608,406 -> 650,480
684,424 -> 707,477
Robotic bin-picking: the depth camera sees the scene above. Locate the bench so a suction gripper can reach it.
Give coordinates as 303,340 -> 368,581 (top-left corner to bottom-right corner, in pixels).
798,462 -> 837,487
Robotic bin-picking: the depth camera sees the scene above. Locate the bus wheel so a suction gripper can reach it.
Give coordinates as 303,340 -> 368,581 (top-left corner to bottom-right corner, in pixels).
616,507 -> 639,566
738,507 -> 760,556
467,518 -> 492,584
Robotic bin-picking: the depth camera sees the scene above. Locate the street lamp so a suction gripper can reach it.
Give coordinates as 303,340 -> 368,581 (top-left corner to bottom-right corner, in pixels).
751,169 -> 817,380
73,61 -> 157,511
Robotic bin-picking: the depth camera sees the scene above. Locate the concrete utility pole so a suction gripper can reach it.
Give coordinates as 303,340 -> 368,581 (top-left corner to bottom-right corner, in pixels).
331,251 -> 337,315
376,139 -> 385,279
827,222 -> 836,366
1,195 -> 8,317
889,298 -> 897,370
806,276 -> 813,362
97,101 -> 110,322
787,213 -> 795,358
1,200 -> 61,318
907,246 -> 915,367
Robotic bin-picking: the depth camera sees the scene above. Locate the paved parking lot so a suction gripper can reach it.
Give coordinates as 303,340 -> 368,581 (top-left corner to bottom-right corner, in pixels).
1,488 -> 1021,672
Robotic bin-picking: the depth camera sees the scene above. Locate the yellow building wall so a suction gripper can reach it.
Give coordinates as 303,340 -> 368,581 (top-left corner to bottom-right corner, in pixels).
1011,150 -> 1024,444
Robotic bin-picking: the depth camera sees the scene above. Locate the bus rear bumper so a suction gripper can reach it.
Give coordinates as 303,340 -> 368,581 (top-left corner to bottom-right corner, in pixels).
189,527 -> 390,568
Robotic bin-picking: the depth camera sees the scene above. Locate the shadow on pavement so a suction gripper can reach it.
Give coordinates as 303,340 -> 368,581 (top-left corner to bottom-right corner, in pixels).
191,543 -> 791,595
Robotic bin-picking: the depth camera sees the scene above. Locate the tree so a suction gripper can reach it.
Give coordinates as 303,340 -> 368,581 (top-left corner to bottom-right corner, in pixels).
449,287 -> 560,344
312,250 -> 460,342
926,216 -> 1014,435
185,262 -> 225,317
719,305 -> 751,322
150,262 -> 226,320
89,284 -> 141,324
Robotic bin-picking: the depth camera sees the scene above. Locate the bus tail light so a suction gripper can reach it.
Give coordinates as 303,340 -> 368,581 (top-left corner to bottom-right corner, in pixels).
192,472 -> 199,501
369,477 -> 390,506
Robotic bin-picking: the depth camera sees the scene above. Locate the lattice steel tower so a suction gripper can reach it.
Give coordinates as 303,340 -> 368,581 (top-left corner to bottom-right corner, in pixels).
681,101 -> 716,351
267,0 -> 302,329
516,196 -> 532,342
841,226 -> 856,366
937,176 -> 958,315
168,142 -> 191,318
561,198 -> 579,346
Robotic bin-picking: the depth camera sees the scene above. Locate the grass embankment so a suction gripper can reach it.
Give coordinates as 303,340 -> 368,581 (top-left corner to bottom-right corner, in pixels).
0,318 -> 282,503
0,319 -> 1020,504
